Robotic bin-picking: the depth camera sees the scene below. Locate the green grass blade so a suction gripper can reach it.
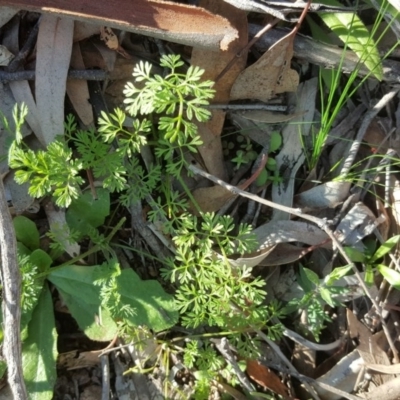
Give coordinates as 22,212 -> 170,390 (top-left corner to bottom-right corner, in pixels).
318,0 -> 383,80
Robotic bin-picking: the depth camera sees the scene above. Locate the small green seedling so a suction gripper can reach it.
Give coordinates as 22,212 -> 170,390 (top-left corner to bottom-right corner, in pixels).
345,235 -> 400,287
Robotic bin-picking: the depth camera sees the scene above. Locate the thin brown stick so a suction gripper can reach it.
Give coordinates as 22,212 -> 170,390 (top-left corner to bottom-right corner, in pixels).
0,69 -> 109,83
0,178 -> 28,399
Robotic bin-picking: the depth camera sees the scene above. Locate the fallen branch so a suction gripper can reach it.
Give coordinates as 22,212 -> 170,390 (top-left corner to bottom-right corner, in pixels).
0,178 -> 28,400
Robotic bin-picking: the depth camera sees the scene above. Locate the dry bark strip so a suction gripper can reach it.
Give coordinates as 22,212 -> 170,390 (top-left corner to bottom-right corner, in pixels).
0,0 -> 238,51
0,178 -> 28,400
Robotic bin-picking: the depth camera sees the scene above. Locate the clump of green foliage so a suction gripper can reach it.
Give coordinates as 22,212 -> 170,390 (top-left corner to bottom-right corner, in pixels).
6,54 -> 287,398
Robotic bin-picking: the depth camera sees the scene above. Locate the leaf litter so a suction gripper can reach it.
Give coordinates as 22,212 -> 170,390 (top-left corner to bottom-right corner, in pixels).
1,1 -> 400,399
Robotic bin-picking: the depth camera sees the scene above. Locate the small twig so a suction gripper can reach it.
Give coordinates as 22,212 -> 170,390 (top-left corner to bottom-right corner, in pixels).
0,179 -> 28,399
212,337 -> 255,393
256,330 -> 320,399
101,354 -> 110,400
0,69 -> 109,83
206,103 -> 287,112
6,16 -> 41,73
282,328 -> 343,351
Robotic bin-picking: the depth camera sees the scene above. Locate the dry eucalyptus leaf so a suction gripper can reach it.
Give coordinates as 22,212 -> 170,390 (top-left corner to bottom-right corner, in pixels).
239,110 -> 303,123
294,181 -> 351,210
271,78 -> 318,220
67,42 -> 94,127
253,220 -> 329,250
334,202 -> 378,245
191,0 -> 248,180
230,29 -> 299,102
36,15 -> 74,144
347,309 -> 391,385
259,243 -> 314,266
0,45 -> 13,66
314,350 -> 363,400
190,185 -> 234,215
227,246 -> 276,269
2,0 -> 238,51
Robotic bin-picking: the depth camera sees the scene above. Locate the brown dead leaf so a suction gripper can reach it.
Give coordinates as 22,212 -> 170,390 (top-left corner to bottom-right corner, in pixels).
67,43 -> 94,127
191,0 -> 248,181
191,185 -> 233,214
230,30 -> 299,102
36,14 -> 74,144
3,0 -> 237,51
100,26 -> 131,59
100,26 -> 119,50
246,359 -> 291,399
347,309 -> 391,384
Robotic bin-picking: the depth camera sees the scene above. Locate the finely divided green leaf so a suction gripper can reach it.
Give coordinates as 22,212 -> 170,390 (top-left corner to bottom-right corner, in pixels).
319,0 -> 383,80
22,284 -> 57,400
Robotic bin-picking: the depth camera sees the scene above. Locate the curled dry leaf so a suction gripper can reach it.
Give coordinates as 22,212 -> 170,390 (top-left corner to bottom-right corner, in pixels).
230,28 -> 299,102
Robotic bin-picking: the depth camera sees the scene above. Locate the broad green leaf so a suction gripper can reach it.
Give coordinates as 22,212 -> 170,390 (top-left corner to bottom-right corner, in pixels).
22,284 -> 57,400
319,287 -> 335,307
365,264 -> 375,287
269,132 -> 282,153
116,269 -> 179,332
0,361 -> 6,379
302,267 -> 320,287
17,242 -> 32,258
48,266 -> 117,341
343,246 -> 365,262
324,264 -> 353,285
49,265 -> 178,335
30,249 -> 52,273
376,264 -> 400,290
370,235 -> 400,263
298,266 -> 315,293
255,168 -> 268,187
319,0 -> 383,80
13,215 -> 40,251
66,188 -> 110,237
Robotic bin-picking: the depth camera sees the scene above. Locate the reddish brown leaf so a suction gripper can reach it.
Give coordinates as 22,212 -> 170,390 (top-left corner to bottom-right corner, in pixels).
1,0 -> 238,50
246,359 -> 291,399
